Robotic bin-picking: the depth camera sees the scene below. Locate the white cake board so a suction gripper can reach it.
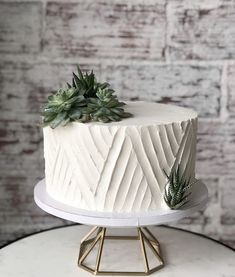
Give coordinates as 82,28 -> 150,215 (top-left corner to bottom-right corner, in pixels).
34,179 -> 208,227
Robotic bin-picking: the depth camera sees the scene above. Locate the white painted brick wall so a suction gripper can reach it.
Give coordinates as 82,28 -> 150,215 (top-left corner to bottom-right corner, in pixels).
0,0 -> 234,248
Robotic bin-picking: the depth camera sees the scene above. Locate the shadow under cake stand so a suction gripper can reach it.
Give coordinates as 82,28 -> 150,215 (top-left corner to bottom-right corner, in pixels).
34,179 -> 208,276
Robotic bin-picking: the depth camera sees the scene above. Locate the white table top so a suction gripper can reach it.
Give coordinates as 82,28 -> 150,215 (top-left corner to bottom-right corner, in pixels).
0,225 -> 234,277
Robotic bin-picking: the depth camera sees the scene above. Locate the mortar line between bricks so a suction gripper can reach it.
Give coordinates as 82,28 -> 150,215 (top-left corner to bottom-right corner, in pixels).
1,54 -> 235,68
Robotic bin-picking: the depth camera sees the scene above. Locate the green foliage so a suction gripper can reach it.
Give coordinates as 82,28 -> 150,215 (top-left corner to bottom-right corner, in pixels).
68,65 -> 110,98
42,65 -> 132,128
42,87 -> 89,128
88,88 -> 132,123
163,166 -> 196,210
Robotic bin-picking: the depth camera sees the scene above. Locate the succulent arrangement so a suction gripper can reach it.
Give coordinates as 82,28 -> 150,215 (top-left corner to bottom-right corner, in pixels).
42,65 -> 132,128
163,166 -> 196,210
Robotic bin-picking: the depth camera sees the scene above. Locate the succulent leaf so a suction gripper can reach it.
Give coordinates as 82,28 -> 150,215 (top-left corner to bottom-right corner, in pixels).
42,87 -> 87,128
69,65 -> 112,99
163,166 -> 196,210
86,88 -> 132,123
50,111 -> 67,129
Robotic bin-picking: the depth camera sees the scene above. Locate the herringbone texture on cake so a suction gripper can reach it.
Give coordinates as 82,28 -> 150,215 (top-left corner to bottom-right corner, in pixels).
44,119 -> 197,212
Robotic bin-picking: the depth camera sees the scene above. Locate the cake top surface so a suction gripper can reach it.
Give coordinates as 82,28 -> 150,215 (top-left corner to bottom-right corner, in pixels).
71,101 -> 197,127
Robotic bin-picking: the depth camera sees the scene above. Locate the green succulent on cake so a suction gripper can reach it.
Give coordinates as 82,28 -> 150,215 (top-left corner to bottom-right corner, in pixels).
163,166 -> 196,210
68,65 -> 110,98
88,88 -> 132,123
42,87 -> 91,128
41,65 -> 132,128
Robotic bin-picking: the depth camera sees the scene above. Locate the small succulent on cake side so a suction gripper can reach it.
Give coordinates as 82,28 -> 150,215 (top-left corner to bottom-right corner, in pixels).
163,166 -> 197,210
41,65 -> 132,128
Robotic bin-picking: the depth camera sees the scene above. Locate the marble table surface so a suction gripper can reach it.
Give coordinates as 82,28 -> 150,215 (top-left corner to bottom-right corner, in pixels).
0,225 -> 234,277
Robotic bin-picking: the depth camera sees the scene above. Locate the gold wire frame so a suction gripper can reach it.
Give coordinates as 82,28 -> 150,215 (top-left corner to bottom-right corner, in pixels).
78,226 -> 164,275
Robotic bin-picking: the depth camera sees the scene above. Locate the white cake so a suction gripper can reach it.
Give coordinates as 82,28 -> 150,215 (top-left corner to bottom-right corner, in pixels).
43,101 -> 198,213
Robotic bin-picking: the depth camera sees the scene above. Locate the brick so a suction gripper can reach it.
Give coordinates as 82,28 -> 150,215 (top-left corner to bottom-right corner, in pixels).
204,177 -> 219,204
0,217 -> 71,248
0,122 -> 71,246
227,65 -> 235,117
44,0 -> 166,60
0,120 -> 43,173
221,178 -> 235,225
0,2 -> 42,54
221,178 -> 235,210
168,0 -> 235,60
196,119 -> 235,176
0,61 -> 101,116
102,64 -> 221,117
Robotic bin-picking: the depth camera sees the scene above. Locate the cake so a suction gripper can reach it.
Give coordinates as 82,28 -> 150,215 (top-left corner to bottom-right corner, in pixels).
43,101 -> 197,213
41,65 -> 198,213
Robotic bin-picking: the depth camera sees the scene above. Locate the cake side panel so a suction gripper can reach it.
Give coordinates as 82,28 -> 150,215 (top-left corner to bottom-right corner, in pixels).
43,126 -> 95,210
96,118 -> 198,212
123,118 -> 198,210
95,126 -> 164,212
43,118 -> 197,213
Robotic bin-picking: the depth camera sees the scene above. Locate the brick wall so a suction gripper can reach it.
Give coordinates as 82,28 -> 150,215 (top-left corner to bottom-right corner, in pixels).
0,0 -> 235,248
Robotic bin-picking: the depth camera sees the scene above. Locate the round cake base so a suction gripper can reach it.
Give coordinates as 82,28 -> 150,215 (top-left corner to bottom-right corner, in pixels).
34,179 -> 208,228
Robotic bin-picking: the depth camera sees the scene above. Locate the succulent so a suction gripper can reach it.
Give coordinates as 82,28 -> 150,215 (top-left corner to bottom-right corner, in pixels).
163,166 -> 197,210
42,65 -> 133,128
88,88 -> 132,123
68,65 -> 110,98
42,87 -> 89,128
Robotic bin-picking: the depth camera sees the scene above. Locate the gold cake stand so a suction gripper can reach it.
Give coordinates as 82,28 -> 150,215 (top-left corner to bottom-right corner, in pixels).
78,226 -> 164,275
34,179 -> 208,276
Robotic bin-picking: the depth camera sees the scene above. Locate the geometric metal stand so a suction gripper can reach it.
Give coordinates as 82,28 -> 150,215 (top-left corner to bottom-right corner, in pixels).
78,226 -> 164,275
34,180 -> 208,275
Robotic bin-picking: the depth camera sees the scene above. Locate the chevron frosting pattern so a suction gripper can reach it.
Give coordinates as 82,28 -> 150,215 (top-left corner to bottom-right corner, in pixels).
43,102 -> 198,213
